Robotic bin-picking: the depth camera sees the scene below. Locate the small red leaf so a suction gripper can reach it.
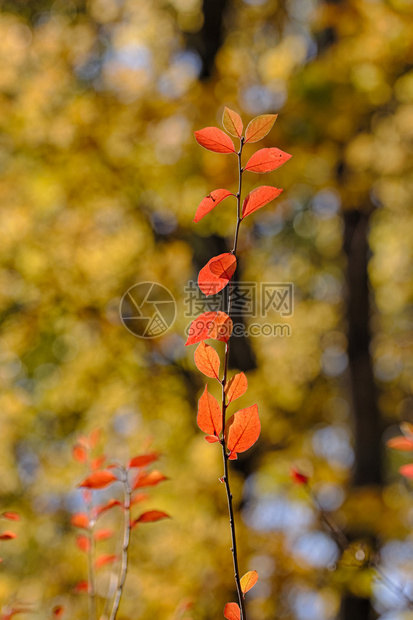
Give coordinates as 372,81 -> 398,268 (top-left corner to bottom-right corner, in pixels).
244,148 -> 292,173
205,435 -> 220,443
91,456 -> 106,470
132,470 -> 168,490
76,535 -> 90,552
225,373 -> 248,404
73,581 -> 89,593
194,189 -> 233,223
242,186 -> 283,218
197,385 -> 222,437
52,605 -> 64,618
1,512 -> 20,521
225,405 -> 260,457
132,510 -> 170,525
131,492 -> 149,505
240,570 -> 258,595
94,528 -> 113,541
198,253 -> 237,297
224,602 -> 240,620
95,499 -> 121,517
222,107 -> 243,138
400,464 -> 413,479
194,342 -> 221,379
94,554 -> 117,569
194,127 -> 236,154
387,437 -> 413,451
245,114 -> 278,143
0,531 -> 17,540
73,445 -> 88,463
71,513 -> 89,529
78,470 -> 118,489
186,311 -> 233,346
291,468 -> 309,485
129,452 -> 160,468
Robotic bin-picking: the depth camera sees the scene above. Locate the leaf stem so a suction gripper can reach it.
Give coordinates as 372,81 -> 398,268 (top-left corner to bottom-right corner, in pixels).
220,138 -> 247,620
109,467 -> 131,620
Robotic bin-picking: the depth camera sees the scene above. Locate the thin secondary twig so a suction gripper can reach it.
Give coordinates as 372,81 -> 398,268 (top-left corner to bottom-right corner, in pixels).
109,467 -> 131,620
219,138 -> 246,620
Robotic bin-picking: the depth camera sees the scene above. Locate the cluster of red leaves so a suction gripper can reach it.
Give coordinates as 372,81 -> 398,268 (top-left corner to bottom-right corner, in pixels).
387,422 -> 413,478
71,432 -> 169,590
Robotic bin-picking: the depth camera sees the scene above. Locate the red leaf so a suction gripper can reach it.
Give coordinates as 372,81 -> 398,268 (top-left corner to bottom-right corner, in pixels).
387,437 -> 413,451
222,107 -> 243,138
198,253 -> 237,297
94,528 -> 113,541
1,512 -> 20,521
91,456 -> 106,470
186,311 -> 233,346
131,492 -> 149,505
194,342 -> 221,379
194,127 -> 236,154
205,435 -> 220,443
197,385 -> 222,437
132,510 -> 170,526
225,404 -> 260,458
94,554 -> 117,569
95,499 -> 121,517
76,535 -> 90,552
224,603 -> 240,620
291,468 -> 309,485
71,513 -> 89,529
244,148 -> 292,173
193,189 -> 233,223
89,428 -> 101,448
245,114 -> 278,143
0,531 -> 17,540
73,581 -> 89,593
225,372 -> 248,404
52,606 -> 64,619
240,570 -> 258,595
133,470 -> 168,490
78,470 -> 118,489
400,464 -> 413,479
73,445 -> 88,463
242,186 -> 283,219
129,452 -> 159,468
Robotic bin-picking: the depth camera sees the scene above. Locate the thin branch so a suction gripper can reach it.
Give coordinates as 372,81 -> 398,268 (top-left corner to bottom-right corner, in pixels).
219,138 -> 246,620
109,467 -> 131,620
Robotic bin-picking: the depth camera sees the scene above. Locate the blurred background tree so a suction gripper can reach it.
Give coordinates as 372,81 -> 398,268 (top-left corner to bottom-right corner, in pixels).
0,0 -> 413,618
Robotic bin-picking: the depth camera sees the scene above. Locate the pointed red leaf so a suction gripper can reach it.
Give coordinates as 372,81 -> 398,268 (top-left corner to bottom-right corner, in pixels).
197,385 -> 222,437
222,107 -> 243,138
71,513 -> 90,529
91,456 -> 106,470
94,528 -> 113,541
244,148 -> 292,173
291,468 -> 310,485
1,512 -> 20,521
132,470 -> 168,490
387,437 -> 413,451
131,492 -> 149,505
129,452 -> 160,468
193,189 -> 233,223
194,342 -> 221,380
52,606 -> 64,619
198,253 -> 237,296
78,470 -> 118,489
95,499 -> 121,517
225,404 -> 260,458
194,127 -> 236,154
245,114 -> 278,143
240,570 -> 258,595
225,372 -> 248,404
400,464 -> 413,479
132,510 -> 170,526
224,603 -> 240,620
76,535 -> 90,552
0,531 -> 17,540
242,186 -> 283,218
186,311 -> 233,346
94,554 -> 117,569
73,581 -> 89,593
